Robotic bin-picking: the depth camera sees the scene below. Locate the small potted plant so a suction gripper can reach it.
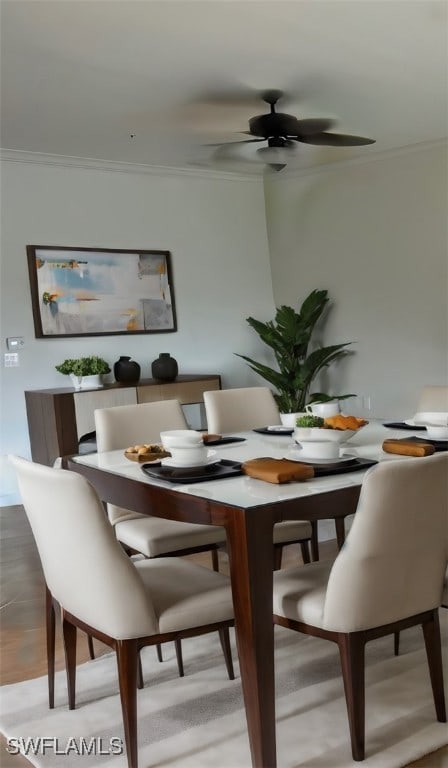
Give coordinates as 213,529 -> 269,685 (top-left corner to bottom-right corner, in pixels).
236,289 -> 355,424
55,356 -> 111,390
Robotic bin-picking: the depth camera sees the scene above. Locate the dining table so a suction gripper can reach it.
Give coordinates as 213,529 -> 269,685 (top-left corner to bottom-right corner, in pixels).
63,419 -> 444,768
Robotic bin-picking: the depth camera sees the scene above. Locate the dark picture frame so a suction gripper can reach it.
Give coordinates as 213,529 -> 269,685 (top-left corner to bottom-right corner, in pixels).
26,245 -> 177,338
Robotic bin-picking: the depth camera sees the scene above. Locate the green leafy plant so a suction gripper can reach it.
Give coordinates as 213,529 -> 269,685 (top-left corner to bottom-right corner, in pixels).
295,415 -> 325,428
55,356 -> 111,377
236,289 -> 355,413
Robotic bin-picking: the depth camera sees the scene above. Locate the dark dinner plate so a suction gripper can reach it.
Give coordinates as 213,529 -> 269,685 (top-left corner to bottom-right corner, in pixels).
383,421 -> 426,431
404,436 -> 448,452
299,457 -> 378,477
253,426 -> 294,436
141,459 -> 243,484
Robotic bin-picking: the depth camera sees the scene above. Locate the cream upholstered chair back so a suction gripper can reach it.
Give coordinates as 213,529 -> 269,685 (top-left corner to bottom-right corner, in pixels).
95,399 -> 187,452
416,385 -> 448,414
323,454 -> 448,632
10,455 -> 158,639
204,387 -> 280,433
95,400 -> 187,525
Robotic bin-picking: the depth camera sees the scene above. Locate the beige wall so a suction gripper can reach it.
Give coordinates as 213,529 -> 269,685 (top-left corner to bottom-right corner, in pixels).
264,143 -> 448,419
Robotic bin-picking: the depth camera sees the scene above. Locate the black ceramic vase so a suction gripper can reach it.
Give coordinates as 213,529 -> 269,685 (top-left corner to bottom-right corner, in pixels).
151,353 -> 178,383
113,356 -> 141,384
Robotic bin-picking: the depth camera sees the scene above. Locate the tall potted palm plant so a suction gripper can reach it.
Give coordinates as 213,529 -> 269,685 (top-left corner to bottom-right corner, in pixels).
236,289 -> 354,419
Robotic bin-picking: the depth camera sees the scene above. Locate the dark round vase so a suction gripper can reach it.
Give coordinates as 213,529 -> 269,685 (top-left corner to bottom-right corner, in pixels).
151,353 -> 178,383
113,356 -> 141,384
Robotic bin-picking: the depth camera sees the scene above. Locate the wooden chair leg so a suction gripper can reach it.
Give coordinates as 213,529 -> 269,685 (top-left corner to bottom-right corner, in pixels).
422,610 -> 447,722
394,631 -> 400,656
338,633 -> 366,761
45,586 -> 55,709
300,540 -> 311,564
310,520 -> 319,561
137,653 -> 144,690
116,639 -> 139,768
175,638 -> 184,677
62,615 -> 77,710
87,633 -> 95,659
156,644 -> 163,662
218,627 -> 235,680
335,518 -> 346,551
273,545 -> 283,571
211,548 -> 219,572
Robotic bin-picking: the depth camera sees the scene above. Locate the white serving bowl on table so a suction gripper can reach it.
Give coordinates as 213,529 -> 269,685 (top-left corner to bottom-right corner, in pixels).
296,441 -> 341,460
412,412 -> 448,426
294,427 -> 357,444
424,424 -> 448,439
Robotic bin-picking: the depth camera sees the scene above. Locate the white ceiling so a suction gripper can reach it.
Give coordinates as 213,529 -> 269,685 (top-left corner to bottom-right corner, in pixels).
1,0 -> 447,176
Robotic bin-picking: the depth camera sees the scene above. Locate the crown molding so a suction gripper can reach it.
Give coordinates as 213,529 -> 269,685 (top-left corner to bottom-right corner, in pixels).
0,148 -> 262,183
267,138 -> 447,182
1,139 -> 446,184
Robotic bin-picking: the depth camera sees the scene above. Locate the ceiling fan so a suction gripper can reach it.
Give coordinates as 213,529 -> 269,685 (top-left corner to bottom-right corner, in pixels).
205,89 -> 375,168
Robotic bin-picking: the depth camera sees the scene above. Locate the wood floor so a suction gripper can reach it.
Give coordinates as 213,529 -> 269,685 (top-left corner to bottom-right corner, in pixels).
1,504 -> 447,767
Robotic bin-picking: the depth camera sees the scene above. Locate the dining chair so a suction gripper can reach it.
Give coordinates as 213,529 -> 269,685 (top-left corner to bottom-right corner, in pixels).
272,453 -> 447,761
10,455 -> 235,768
415,385 -> 448,414
94,400 -> 226,565
204,386 -> 317,565
94,399 -> 227,671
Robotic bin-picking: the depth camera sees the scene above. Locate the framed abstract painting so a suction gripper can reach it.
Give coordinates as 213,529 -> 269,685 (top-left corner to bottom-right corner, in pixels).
26,245 -> 177,338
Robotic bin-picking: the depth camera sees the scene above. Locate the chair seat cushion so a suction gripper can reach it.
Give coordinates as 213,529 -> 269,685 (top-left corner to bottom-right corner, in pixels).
114,516 -> 226,557
135,557 -> 234,633
273,560 -> 334,628
273,520 -> 312,544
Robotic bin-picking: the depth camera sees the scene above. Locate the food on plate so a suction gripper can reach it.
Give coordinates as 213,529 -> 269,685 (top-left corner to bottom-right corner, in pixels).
124,443 -> 171,462
324,415 -> 369,431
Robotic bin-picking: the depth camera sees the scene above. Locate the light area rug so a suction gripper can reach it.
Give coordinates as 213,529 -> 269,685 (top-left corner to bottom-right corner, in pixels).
1,614 -> 447,768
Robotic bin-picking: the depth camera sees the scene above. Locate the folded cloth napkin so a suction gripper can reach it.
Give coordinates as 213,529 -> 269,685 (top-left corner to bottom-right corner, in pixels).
242,457 -> 314,484
382,439 -> 435,457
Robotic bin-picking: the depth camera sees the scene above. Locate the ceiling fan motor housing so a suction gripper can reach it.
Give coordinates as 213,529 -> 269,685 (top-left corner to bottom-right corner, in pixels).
249,112 -> 299,138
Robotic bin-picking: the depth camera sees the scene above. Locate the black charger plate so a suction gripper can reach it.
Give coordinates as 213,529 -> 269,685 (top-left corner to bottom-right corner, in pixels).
383,421 -> 426,431
141,458 -> 243,483
404,436 -> 448,452
299,457 -> 377,477
253,426 -> 294,436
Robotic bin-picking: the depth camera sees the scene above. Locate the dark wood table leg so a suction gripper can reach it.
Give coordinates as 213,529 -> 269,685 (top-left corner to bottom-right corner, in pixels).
223,507 -> 277,768
335,516 -> 346,550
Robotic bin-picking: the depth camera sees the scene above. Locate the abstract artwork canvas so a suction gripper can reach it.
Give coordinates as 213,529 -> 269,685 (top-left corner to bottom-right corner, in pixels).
27,246 -> 176,337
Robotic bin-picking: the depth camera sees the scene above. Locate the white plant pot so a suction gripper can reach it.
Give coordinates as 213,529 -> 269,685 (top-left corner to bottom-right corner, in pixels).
279,412 -> 306,428
70,373 -> 103,390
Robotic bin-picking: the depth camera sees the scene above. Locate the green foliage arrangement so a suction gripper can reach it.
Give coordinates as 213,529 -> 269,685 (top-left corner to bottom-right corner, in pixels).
295,415 -> 325,428
236,289 -> 355,414
55,356 -> 111,377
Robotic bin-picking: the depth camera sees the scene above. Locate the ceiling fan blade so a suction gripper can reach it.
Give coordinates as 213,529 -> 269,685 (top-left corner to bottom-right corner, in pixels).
267,163 -> 287,173
204,138 -> 264,147
298,132 -> 376,146
293,118 -> 335,135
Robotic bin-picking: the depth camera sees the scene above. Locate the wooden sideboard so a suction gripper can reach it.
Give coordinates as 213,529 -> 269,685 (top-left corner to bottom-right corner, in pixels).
25,374 -> 221,466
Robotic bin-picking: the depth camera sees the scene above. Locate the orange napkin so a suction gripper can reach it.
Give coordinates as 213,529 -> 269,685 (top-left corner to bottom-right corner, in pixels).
382,439 -> 435,457
242,457 -> 314,484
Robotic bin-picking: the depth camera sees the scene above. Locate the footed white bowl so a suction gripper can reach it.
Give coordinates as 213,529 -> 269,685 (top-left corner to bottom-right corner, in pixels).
298,441 -> 340,460
160,430 -> 203,449
425,424 -> 448,439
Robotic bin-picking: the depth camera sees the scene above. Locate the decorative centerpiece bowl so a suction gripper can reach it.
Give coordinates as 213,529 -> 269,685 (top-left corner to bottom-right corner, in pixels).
294,427 -> 357,444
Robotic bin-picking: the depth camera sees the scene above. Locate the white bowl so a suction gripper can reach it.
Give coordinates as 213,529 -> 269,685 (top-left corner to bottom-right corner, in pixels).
425,424 -> 448,439
166,445 -> 209,465
294,427 -> 356,444
160,429 -> 203,449
298,441 -> 340,460
413,411 -> 448,426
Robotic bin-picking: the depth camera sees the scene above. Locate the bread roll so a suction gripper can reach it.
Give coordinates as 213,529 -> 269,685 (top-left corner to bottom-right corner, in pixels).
382,439 -> 435,457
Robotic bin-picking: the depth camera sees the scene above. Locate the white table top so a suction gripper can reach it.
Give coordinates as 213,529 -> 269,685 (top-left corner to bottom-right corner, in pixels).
72,421 -> 439,510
